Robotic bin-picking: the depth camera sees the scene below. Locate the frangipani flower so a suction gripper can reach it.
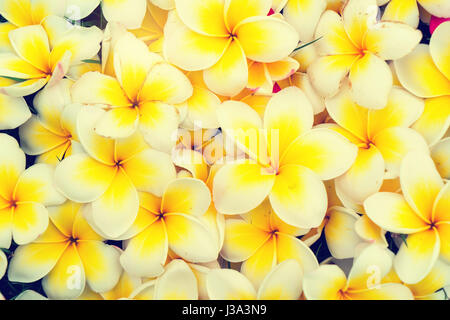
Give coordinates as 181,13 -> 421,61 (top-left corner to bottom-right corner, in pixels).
73,32 -> 192,153
381,0 -> 450,27
395,21 -> 450,146
129,259 -> 200,300
0,16 -> 103,96
309,0 -> 422,109
213,87 -> 357,228
163,0 -> 299,97
382,259 -> 450,300
207,259 -> 303,300
120,178 -> 219,278
365,152 -> 450,284
303,244 -> 414,300
55,107 -> 176,238
221,199 -> 318,288
0,134 -> 66,248
19,79 -> 83,165
325,84 -> 429,204
7,201 -> 122,299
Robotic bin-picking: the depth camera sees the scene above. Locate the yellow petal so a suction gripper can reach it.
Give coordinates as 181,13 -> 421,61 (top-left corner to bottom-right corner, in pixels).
283,1 -> 327,42
432,137 -> 450,182
213,162 -> 275,215
8,242 -> 68,283
342,0 -> 378,48
154,259 -> 198,300
307,54 -> 358,98
433,183 -> 450,224
437,223 -> 450,263
347,244 -> 393,291
373,127 -> 429,177
0,0 -> 33,27
0,93 -> 30,130
162,178 -> 211,216
395,228 -> 441,284
102,0 -> 147,29
276,232 -> 318,273
139,62 -> 193,104
47,201 -> 79,238
282,128 -> 357,180
122,148 -> 176,197
8,25 -> 50,73
367,87 -> 424,140
264,86 -> 314,164
236,16 -> 299,63
203,39 -> 248,97
348,53 -> 393,109
303,264 -> 347,300
266,57 -> 299,81
163,11 -> 229,71
221,218 -> 270,262
206,268 -> 256,300
72,72 -> 131,108
382,0 -> 419,28
55,153 -> 116,203
91,169 -> 139,238
394,44 -> 450,98
120,220 -> 168,277
325,207 -> 361,259
348,283 -> 413,300
269,164 -> 327,228
225,0 -> 272,32
42,244 -> 85,299
315,10 -> 359,55
165,213 -> 218,262
400,152 -> 444,223
335,145 -> 385,204
14,163 -> 65,205
95,107 -> 139,139
412,96 -> 450,146
0,133 -> 25,200
241,237 -> 277,289
408,259 -> 450,298
175,0 -> 228,36
77,240 -> 122,293
257,259 -> 303,300
419,0 -> 450,19
364,190 -> 430,235
113,33 -> 162,101
0,207 -> 12,249
364,21 -> 422,60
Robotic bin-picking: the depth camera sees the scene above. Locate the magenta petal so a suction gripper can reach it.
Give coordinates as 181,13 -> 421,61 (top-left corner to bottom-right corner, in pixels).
430,16 -> 450,34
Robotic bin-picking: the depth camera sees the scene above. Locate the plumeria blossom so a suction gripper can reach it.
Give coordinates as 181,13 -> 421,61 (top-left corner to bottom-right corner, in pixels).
163,0 -> 300,97
213,87 -> 357,229
365,152 -> 450,284
0,16 -> 102,96
7,201 -> 122,299
324,84 -> 429,204
73,32 -> 192,153
54,107 -> 176,238
303,244 -> 414,300
0,134 -> 65,248
119,177 -> 219,278
207,259 -> 303,300
19,79 -> 83,165
221,199 -> 318,288
381,0 -> 450,27
395,21 -> 450,147
309,0 -> 422,109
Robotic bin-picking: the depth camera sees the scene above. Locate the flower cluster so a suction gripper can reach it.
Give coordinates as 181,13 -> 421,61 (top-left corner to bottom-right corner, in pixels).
0,0 -> 449,300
